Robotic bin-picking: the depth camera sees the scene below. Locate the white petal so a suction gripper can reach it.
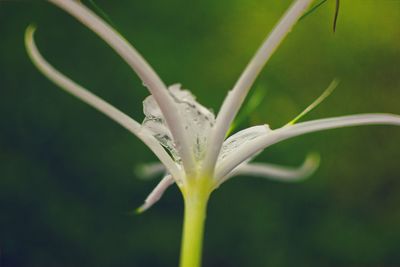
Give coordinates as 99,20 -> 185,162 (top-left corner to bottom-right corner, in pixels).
203,0 -> 314,175
216,114 -> 400,178
48,0 -> 197,177
142,94 -> 178,160
218,153 -> 320,186
142,84 -> 215,162
25,25 -> 183,182
136,174 -> 175,213
218,125 -> 271,162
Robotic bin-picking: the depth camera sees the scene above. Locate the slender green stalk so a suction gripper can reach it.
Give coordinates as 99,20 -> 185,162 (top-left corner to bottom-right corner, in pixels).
179,179 -> 213,267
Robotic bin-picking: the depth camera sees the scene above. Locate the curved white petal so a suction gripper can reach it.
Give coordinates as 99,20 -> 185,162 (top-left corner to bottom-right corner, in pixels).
216,114 -> 400,178
203,0 -> 314,176
48,0 -> 197,177
217,153 -> 320,186
136,174 -> 175,214
25,26 -> 183,182
218,125 -> 271,162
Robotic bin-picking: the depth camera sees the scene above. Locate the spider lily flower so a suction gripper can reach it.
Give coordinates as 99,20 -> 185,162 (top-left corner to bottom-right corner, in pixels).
26,0 -> 400,223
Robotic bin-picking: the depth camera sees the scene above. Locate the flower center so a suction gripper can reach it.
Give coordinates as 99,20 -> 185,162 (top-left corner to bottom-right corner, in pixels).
142,84 -> 215,164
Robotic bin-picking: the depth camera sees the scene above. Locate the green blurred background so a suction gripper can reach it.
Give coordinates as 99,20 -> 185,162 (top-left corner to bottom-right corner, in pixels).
1,0 -> 400,266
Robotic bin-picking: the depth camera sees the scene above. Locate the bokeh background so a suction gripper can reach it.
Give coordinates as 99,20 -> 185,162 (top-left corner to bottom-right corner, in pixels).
1,0 -> 400,266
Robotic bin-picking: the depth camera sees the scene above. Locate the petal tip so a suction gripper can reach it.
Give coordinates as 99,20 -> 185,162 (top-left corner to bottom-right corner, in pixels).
135,205 -> 146,215
24,24 -> 37,48
26,24 -> 37,34
301,152 -> 321,179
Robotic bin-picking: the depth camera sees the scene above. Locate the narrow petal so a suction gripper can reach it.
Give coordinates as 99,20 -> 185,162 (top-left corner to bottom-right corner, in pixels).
217,114 -> 400,178
136,174 -> 175,214
217,153 -> 320,186
25,25 -> 183,182
47,0 -> 197,177
203,0 -> 314,176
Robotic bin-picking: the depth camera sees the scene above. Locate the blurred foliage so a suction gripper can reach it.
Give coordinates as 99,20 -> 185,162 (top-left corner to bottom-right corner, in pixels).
1,0 -> 400,266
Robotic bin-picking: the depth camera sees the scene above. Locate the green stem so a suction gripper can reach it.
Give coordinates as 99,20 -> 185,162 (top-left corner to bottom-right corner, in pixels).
179,181 -> 211,267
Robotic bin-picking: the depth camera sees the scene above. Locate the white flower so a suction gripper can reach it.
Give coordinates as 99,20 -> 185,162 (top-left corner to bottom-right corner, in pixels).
25,0 -> 400,213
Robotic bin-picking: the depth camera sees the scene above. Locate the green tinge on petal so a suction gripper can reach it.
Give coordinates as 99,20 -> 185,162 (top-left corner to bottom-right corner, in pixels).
135,205 -> 147,215
25,24 -> 37,51
135,207 -> 144,214
135,175 -> 175,214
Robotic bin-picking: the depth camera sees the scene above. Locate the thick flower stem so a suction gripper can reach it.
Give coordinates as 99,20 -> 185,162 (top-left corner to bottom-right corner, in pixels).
179,180 -> 212,267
